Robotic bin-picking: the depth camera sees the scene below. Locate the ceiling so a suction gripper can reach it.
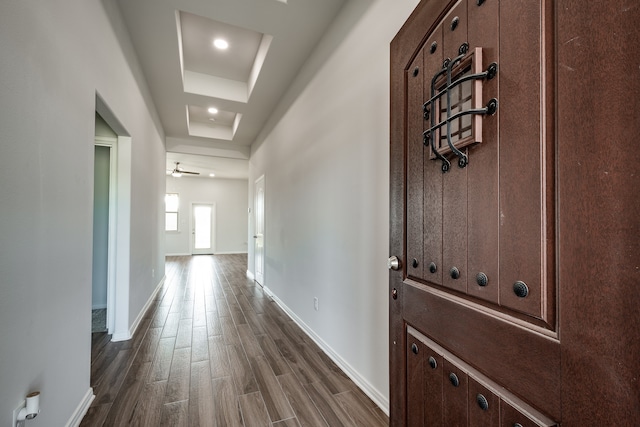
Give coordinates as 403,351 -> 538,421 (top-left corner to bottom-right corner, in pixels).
116,0 -> 348,179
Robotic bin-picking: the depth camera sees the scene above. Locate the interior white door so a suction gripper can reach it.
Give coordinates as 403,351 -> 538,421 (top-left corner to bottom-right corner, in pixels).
192,203 -> 214,255
254,175 -> 265,285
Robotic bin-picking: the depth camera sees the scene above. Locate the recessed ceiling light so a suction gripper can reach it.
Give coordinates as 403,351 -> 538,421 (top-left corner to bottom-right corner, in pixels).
213,39 -> 229,50
209,173 -> 216,177
207,107 -> 218,114
208,118 -> 216,122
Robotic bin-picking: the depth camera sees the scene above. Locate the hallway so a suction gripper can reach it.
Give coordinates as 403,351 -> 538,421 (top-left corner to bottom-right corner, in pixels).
81,255 -> 388,426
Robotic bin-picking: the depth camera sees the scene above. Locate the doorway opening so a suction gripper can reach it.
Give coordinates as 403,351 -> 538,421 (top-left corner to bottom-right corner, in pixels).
93,113 -> 117,334
94,93 -> 133,342
191,203 -> 216,255
92,142 -> 112,332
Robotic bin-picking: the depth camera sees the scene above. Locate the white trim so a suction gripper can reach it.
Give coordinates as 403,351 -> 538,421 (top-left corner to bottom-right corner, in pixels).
246,270 -> 255,280
112,135 -> 132,340
165,252 -> 191,257
65,388 -> 95,427
112,275 -> 165,342
254,174 -> 265,285
129,275 -> 165,337
262,286 -> 389,415
91,304 -> 107,310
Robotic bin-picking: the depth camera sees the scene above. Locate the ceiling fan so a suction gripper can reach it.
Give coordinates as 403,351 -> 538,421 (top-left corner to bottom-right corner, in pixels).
170,162 -> 199,177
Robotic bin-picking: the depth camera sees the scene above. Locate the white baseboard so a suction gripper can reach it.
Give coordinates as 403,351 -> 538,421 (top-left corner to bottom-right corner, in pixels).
111,331 -> 130,342
112,275 -> 165,342
262,286 -> 389,415
165,252 -> 191,257
246,270 -> 255,280
65,388 -> 94,427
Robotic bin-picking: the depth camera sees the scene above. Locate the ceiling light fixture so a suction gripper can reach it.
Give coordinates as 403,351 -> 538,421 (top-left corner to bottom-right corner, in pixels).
209,173 -> 216,177
207,107 -> 218,114
213,38 -> 229,50
171,171 -> 182,178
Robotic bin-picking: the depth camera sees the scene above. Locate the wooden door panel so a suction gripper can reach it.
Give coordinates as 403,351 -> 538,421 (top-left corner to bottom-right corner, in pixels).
441,1 -> 468,60
465,0 -> 499,305
440,0 -> 468,295
406,338 -> 425,427
468,378 -> 499,427
422,24 -> 444,286
423,349 -> 444,427
500,401 -> 556,427
497,0 -> 553,322
403,284 -> 561,420
443,360 -> 468,427
407,49 -> 425,282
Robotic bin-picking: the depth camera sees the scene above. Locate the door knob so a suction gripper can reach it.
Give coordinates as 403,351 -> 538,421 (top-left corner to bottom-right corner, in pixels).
388,256 -> 401,271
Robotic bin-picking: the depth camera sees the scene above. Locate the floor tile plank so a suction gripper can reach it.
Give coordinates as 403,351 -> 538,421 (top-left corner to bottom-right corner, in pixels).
278,373 -> 328,427
239,392 -> 272,427
129,380 -> 168,427
165,347 -> 192,403
189,360 -> 215,427
209,335 -> 231,379
160,400 -> 189,427
212,376 -> 244,427
148,337 -> 176,383
228,344 -> 259,395
251,355 -> 295,422
334,390 -> 388,427
257,335 -> 292,377
191,326 -> 209,362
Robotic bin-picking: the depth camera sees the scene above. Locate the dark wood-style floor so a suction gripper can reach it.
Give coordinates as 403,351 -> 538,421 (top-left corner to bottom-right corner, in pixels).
81,254 -> 388,426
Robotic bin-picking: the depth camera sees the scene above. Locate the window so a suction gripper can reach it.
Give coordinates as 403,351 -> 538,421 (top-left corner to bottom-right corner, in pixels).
165,193 -> 179,231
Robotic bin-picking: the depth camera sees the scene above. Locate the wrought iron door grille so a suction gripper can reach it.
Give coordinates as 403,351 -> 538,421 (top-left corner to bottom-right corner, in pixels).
423,44 -> 498,172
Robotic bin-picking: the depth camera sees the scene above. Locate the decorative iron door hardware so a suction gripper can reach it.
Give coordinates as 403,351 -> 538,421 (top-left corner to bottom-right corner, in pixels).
423,43 -> 498,172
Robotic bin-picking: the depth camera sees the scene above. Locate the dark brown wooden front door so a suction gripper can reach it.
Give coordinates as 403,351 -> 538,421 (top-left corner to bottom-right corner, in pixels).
389,1 -> 640,425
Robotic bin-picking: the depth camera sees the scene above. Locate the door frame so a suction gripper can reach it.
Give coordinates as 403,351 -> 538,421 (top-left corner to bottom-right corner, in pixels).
254,174 -> 265,285
96,94 -> 133,342
190,202 -> 216,255
94,137 -> 117,334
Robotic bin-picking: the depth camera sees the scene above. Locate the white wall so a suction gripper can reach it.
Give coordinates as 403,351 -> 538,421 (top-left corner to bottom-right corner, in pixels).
166,176 -> 249,255
0,1 -> 166,425
248,0 -> 420,412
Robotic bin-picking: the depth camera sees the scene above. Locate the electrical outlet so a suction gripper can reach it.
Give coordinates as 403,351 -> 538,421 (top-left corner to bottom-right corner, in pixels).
13,400 -> 25,427
314,297 -> 319,311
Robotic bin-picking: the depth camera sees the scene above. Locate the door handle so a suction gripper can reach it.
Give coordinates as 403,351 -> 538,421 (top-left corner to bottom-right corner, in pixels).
388,256 -> 401,271
253,235 -> 258,239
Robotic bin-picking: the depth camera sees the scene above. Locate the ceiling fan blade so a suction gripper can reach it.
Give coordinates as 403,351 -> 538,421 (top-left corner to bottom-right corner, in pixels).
181,170 -> 200,175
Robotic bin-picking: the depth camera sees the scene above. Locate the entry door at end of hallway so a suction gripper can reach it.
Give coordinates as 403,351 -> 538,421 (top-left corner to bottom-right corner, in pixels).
192,203 -> 215,255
